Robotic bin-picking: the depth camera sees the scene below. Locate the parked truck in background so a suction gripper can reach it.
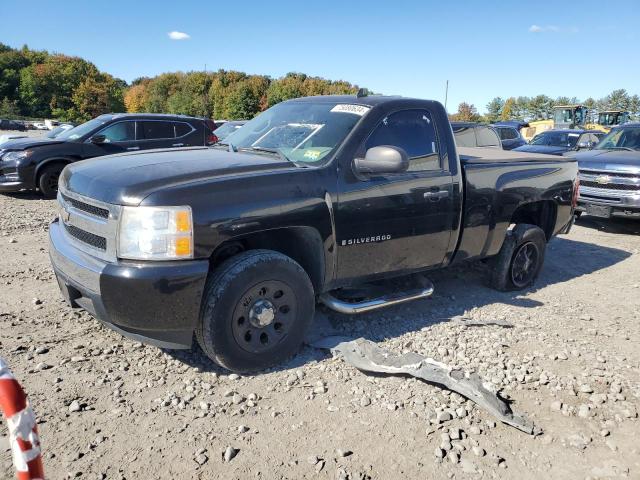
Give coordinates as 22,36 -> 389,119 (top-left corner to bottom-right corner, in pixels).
567,123 -> 640,219
48,95 -> 578,372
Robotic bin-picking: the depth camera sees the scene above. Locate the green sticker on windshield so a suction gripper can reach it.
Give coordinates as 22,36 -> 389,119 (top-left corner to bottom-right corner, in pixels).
303,149 -> 322,160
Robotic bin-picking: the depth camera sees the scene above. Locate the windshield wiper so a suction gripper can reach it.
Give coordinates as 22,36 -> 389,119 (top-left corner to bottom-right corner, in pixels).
605,146 -> 635,151
239,146 -> 299,165
211,141 -> 237,152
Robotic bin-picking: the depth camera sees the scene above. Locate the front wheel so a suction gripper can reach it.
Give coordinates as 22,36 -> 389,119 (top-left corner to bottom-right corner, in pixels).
38,164 -> 64,199
489,224 -> 547,291
196,250 -> 315,373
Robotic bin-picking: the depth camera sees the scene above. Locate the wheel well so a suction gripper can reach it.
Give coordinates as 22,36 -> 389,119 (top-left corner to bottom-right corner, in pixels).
210,227 -> 325,293
510,201 -> 557,240
35,159 -> 72,181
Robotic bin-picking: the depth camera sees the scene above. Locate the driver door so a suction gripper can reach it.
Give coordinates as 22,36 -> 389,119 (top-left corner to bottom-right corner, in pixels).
83,121 -> 139,157
334,109 -> 455,283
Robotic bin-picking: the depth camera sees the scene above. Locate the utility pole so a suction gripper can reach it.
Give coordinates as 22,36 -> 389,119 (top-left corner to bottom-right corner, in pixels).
203,63 -> 211,118
444,80 -> 449,112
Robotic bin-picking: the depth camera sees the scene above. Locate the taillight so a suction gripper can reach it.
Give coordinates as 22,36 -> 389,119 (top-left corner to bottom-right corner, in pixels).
207,134 -> 218,145
572,177 -> 580,208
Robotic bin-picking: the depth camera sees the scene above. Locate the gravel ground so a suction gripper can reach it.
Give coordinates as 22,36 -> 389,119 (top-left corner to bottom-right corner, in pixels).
0,192 -> 639,480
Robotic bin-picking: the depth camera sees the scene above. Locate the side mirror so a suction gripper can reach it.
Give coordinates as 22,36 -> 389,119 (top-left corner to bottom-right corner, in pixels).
577,141 -> 594,150
89,134 -> 106,144
353,146 -> 409,177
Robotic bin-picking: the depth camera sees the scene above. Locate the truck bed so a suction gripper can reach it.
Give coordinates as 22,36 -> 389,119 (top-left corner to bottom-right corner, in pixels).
454,147 -> 577,263
458,146 -> 575,164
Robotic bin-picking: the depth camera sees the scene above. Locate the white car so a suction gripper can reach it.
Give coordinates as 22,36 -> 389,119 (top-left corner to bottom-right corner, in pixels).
32,122 -> 48,130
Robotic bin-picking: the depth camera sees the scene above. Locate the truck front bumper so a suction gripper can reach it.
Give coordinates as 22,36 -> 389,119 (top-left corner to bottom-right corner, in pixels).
49,219 -> 210,349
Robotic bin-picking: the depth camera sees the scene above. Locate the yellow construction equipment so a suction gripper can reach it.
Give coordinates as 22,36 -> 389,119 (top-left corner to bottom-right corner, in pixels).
522,105 -> 589,142
585,110 -> 631,133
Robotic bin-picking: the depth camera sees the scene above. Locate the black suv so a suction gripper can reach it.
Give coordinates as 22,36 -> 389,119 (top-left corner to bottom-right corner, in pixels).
0,113 -> 217,198
0,119 -> 26,131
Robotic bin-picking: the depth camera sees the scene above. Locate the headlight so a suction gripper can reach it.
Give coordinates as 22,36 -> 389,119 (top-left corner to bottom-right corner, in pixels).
3,150 -> 32,162
117,206 -> 193,260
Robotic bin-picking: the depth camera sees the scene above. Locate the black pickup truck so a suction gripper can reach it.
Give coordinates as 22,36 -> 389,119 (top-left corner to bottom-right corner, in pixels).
49,95 -> 578,372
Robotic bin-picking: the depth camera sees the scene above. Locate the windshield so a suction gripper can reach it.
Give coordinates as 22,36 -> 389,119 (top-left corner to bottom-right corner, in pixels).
595,126 -> 640,151
598,113 -> 621,126
553,109 -> 573,124
213,122 -> 244,141
56,118 -> 108,140
222,101 -> 369,165
530,131 -> 580,148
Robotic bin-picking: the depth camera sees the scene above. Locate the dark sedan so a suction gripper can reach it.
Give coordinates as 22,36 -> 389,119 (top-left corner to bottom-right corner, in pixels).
514,129 -> 603,156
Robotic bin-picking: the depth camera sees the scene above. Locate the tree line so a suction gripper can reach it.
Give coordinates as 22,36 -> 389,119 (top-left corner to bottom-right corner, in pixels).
451,90 -> 640,123
0,43 -> 360,122
124,71 -> 359,120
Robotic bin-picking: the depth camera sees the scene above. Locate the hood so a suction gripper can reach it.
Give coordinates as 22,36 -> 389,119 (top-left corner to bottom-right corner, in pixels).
513,144 -> 569,156
0,136 -> 66,150
61,147 -> 294,205
572,149 -> 640,173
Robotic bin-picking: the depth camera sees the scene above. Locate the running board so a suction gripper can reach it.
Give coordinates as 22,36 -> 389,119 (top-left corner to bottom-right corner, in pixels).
319,279 -> 434,314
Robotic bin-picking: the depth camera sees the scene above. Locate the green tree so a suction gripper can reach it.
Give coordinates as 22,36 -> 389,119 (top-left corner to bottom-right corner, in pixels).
71,73 -> 126,121
451,102 -> 481,122
0,97 -> 20,118
485,97 -> 504,123
224,81 -> 261,119
500,97 -> 516,121
528,95 -> 554,120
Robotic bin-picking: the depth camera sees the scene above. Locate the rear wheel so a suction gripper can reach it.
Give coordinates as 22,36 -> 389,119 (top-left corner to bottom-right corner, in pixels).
196,250 -> 315,373
490,224 -> 546,291
38,164 -> 64,199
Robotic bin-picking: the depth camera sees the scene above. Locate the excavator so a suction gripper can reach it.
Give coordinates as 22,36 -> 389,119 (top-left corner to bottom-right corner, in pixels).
585,110 -> 631,133
522,105 -> 588,142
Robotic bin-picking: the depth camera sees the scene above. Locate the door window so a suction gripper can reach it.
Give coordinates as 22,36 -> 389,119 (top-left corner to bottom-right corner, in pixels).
140,121 -> 175,140
499,127 -> 518,140
97,122 -> 135,143
365,110 -> 440,171
174,122 -> 193,137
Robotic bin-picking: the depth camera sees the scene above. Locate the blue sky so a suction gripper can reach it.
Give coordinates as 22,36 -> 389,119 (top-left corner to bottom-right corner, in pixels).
2,0 -> 639,113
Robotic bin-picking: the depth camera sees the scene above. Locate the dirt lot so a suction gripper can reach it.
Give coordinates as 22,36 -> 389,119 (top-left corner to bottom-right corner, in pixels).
0,192 -> 639,480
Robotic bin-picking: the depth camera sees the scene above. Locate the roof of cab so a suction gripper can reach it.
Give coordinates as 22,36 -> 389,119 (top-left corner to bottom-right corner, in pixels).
284,94 -> 435,108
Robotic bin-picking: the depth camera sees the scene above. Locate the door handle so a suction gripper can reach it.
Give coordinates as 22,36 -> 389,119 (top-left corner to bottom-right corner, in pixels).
172,143 -> 185,147
423,190 -> 449,201
127,146 -> 140,151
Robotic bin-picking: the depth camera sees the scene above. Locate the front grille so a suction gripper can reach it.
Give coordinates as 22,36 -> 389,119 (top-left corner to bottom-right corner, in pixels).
580,181 -> 640,191
63,223 -> 107,250
580,169 -> 640,178
61,192 -> 109,219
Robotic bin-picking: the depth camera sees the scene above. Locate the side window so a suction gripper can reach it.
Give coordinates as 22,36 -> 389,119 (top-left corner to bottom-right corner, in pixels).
140,121 -> 175,140
501,128 -> 518,140
365,109 -> 440,172
98,122 -> 135,143
174,122 -> 193,137
476,127 -> 501,147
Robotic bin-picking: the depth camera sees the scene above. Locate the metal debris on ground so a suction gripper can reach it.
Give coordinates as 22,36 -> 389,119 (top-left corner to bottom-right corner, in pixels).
447,316 -> 514,328
310,337 -> 540,435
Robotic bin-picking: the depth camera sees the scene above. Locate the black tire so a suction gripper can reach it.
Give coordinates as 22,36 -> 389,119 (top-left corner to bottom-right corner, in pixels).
38,164 -> 64,199
196,249 -> 315,373
489,224 -> 547,291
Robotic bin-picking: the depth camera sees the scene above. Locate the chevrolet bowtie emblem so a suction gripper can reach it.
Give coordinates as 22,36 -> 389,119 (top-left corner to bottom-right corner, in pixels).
595,175 -> 611,185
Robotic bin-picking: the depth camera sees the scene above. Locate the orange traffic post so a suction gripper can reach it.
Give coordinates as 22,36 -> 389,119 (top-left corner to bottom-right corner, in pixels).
0,356 -> 45,480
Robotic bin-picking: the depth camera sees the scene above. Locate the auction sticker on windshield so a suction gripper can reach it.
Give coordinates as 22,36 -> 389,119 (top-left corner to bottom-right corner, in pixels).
330,104 -> 371,116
